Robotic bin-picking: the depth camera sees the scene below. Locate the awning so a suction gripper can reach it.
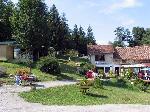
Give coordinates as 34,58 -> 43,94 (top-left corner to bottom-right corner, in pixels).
142,63 -> 150,67
122,64 -> 146,68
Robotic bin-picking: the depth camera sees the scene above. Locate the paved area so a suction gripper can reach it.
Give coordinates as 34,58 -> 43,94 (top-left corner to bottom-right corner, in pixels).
0,81 -> 150,112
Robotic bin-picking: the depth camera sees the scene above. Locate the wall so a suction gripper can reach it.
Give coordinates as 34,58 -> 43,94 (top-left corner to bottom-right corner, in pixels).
0,45 -> 13,61
105,53 -> 113,63
89,55 -> 95,65
6,45 -> 14,60
0,45 -> 7,60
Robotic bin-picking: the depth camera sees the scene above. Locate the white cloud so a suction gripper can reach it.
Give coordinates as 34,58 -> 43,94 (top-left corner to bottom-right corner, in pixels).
110,0 -> 142,10
100,0 -> 142,14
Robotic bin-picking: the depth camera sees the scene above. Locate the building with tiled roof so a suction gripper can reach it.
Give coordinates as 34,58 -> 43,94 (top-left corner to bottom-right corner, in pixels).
87,45 -> 150,74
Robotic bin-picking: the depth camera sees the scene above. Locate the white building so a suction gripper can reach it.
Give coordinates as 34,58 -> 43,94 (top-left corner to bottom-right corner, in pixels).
87,45 -> 150,74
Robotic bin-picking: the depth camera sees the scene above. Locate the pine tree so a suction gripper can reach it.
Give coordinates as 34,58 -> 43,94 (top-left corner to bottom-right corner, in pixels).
86,25 -> 96,45
47,4 -> 61,51
0,0 -> 14,41
72,24 -> 80,50
78,26 -> 87,55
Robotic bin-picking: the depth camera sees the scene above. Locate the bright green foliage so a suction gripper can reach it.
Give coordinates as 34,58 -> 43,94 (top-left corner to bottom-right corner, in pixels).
93,78 -> 103,89
124,68 -> 133,80
20,82 -> 150,105
11,0 -> 49,50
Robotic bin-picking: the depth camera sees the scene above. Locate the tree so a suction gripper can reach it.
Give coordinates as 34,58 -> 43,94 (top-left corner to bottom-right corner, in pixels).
72,24 -> 80,50
78,26 -> 87,55
141,28 -> 150,45
0,0 -> 14,41
58,13 -> 70,52
86,25 -> 96,45
11,0 -> 49,60
112,40 -> 125,47
113,26 -> 132,47
47,4 -> 61,51
132,27 -> 145,46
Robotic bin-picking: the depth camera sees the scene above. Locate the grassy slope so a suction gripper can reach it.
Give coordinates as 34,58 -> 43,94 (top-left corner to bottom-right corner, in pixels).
57,56 -> 88,80
20,79 -> 150,105
0,56 -> 87,84
0,62 -> 57,84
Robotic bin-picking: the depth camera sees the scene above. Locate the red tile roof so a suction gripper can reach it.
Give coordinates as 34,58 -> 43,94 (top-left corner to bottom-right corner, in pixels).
115,46 -> 150,61
88,45 -> 150,61
87,45 -> 114,55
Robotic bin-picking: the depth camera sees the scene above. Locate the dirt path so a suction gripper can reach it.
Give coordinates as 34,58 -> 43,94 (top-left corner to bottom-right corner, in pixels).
0,81 -> 150,112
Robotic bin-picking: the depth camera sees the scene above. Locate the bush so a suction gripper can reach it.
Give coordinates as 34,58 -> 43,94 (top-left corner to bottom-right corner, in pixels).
108,70 -> 115,78
36,56 -> 61,75
98,69 -> 104,78
124,68 -> 133,80
133,78 -> 148,91
79,62 -> 94,75
93,78 -> 103,89
117,78 -> 126,86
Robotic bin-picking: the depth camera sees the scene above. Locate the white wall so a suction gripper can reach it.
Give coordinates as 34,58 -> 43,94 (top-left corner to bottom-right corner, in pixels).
105,53 -> 113,63
89,55 -> 95,65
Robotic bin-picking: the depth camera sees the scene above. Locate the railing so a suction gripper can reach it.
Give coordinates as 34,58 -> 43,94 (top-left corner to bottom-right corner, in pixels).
95,61 -> 108,65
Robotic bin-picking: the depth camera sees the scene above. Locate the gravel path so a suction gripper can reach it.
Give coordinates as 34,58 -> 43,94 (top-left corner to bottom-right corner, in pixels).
0,81 -> 150,112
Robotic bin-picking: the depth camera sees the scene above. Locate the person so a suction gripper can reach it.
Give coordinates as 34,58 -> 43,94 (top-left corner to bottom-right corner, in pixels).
15,74 -> 21,86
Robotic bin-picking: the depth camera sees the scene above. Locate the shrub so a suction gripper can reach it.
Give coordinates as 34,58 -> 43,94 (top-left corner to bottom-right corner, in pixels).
108,70 -> 115,78
36,56 -> 61,75
98,69 -> 104,78
79,62 -> 94,75
133,78 -> 148,91
93,78 -> 103,89
124,68 -> 133,80
117,77 -> 126,86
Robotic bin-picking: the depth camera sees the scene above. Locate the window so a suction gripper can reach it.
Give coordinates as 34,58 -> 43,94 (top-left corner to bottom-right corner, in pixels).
95,55 -> 105,61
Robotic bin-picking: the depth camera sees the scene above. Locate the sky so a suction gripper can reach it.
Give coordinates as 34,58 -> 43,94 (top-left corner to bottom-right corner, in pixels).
11,0 -> 150,44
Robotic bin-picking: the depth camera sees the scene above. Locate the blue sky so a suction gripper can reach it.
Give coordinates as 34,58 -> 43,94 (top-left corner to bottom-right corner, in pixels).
11,0 -> 150,44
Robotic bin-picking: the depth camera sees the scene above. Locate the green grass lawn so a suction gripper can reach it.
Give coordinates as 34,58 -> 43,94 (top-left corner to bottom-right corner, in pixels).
0,56 -> 86,84
57,57 -> 88,80
0,62 -> 57,84
20,79 -> 150,105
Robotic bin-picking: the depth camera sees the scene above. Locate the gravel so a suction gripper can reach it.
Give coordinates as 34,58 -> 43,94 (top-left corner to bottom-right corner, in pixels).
0,81 -> 150,112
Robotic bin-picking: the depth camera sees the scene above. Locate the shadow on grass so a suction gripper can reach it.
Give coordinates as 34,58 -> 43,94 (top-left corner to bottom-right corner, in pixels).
56,73 -> 75,81
86,93 -> 108,98
102,79 -> 130,89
